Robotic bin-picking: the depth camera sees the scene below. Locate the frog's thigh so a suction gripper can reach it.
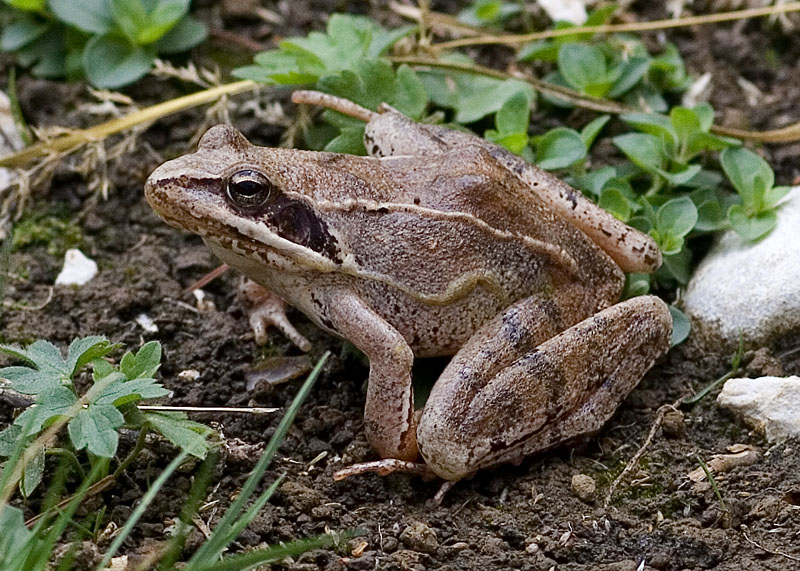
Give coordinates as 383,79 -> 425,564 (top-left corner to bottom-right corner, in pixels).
417,295 -> 672,481
323,288 -> 418,462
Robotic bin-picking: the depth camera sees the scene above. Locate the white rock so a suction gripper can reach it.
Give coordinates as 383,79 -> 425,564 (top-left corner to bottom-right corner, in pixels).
683,186 -> 800,346
135,313 -> 158,333
538,0 -> 587,25
718,376 -> 800,442
55,248 -> 98,286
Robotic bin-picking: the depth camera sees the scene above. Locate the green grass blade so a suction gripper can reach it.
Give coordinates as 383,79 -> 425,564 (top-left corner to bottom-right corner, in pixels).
156,450 -> 218,570
95,450 -> 190,571
191,532 -> 353,571
187,352 -> 329,565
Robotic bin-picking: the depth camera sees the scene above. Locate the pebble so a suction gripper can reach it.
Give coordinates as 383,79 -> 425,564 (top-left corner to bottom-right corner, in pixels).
717,376 -> 800,442
661,409 -> 686,438
55,248 -> 98,286
399,521 -> 439,554
570,473 -> 597,503
683,187 -> 800,347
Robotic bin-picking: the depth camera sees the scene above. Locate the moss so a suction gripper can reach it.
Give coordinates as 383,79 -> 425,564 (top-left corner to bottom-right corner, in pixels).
12,203 -> 83,257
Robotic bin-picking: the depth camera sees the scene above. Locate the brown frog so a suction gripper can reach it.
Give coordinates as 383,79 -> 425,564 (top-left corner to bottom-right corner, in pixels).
145,91 -> 672,488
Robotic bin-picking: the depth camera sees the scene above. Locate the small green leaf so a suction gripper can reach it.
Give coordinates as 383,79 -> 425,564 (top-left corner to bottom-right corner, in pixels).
68,403 -> 124,457
145,412 -> 212,459
608,55 -> 650,98
32,340 -> 69,371
623,273 -> 651,298
0,506 -> 34,565
392,64 -> 428,119
579,115 -> 610,149
20,443 -> 44,497
517,40 -> 559,62
620,112 -> 677,145
657,196 -> 698,238
763,185 -> 790,209
657,164 -> 702,187
558,43 -> 609,96
121,341 -> 161,379
669,306 -> 691,346
0,424 -> 23,456
728,205 -> 777,241
535,127 -> 586,170
495,90 -> 530,136
720,147 -> 774,209
15,385 -> 77,435
66,335 -> 113,376
573,166 -> 616,198
598,187 -> 632,221
0,366 -> 61,394
110,0 -> 155,44
323,125 -> 366,154
692,102 -> 715,131
692,194 -> 727,232
96,377 -> 169,406
6,0 -> 46,10
154,15 -> 207,54
0,18 -> 48,51
669,106 -> 701,142
613,132 -> 667,172
458,0 -> 521,26
420,67 -> 533,123
48,0 -> 113,34
82,34 -> 154,88
659,247 -> 691,284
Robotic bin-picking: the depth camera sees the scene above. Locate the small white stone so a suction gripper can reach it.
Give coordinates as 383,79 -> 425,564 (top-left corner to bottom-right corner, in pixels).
538,0 -> 587,25
683,187 -> 800,346
177,369 -> 201,381
193,288 -> 216,312
135,313 -> 158,333
55,248 -> 98,286
717,376 -> 800,442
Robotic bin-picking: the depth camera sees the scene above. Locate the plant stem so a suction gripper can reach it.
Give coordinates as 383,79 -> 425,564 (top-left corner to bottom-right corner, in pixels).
113,427 -> 148,480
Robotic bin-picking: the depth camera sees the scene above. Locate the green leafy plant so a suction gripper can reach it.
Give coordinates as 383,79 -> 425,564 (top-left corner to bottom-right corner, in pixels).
234,14 -> 412,87
0,336 -> 212,495
1,0 -> 207,88
615,103 -> 738,191
518,7 -> 690,110
720,146 -> 789,240
457,0 -> 522,27
533,114 -> 609,170
0,350 -> 339,570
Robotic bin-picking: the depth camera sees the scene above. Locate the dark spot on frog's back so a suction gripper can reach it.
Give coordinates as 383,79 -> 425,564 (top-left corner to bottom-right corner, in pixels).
267,196 -> 342,263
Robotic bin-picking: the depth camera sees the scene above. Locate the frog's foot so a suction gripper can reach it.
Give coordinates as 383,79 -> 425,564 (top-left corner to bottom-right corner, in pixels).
334,460 -> 460,503
333,459 -> 436,481
237,278 -> 311,351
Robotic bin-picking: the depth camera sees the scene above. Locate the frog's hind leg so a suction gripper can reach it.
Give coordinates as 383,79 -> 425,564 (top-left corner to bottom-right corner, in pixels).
417,295 -> 672,481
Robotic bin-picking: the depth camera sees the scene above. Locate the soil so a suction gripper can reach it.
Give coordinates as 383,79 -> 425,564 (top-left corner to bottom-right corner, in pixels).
2,2 -> 800,570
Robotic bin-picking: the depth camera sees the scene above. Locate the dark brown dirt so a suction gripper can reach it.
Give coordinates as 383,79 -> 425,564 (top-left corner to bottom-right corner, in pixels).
2,2 -> 800,570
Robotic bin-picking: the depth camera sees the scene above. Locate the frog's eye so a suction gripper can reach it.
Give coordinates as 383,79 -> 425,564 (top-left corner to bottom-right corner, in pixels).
226,169 -> 275,208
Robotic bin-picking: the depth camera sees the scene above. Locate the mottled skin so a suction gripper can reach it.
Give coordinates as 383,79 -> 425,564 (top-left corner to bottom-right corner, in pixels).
145,95 -> 672,481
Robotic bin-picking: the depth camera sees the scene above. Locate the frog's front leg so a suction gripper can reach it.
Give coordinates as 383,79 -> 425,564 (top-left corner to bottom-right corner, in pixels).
417,295 -> 672,481
238,278 -> 312,351
322,287 -> 418,461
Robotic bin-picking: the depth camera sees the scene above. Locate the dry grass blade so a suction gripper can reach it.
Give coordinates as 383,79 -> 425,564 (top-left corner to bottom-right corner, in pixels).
0,80 -> 259,169
427,2 -> 800,50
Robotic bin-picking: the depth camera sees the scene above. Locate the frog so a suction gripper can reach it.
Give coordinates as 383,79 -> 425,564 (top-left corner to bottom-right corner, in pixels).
144,90 -> 672,490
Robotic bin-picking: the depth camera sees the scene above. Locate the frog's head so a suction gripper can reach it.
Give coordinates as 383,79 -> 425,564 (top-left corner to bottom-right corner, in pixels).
144,124 -> 347,273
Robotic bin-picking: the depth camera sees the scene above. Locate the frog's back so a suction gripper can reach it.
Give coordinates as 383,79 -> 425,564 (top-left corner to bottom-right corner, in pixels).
323,144 -> 624,311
